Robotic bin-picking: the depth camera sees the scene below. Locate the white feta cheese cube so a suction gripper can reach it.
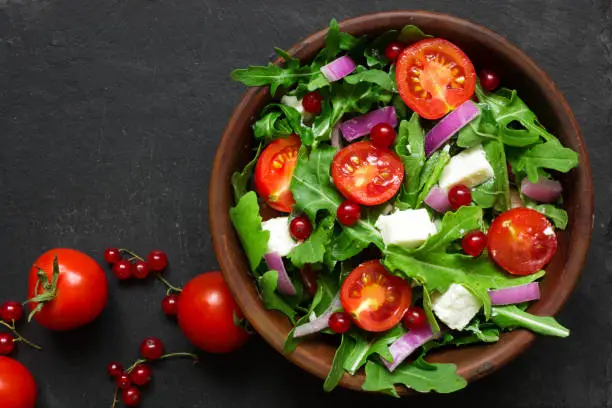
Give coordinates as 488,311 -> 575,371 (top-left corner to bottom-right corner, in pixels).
261,217 -> 298,257
432,284 -> 482,331
281,95 -> 314,123
438,145 -> 494,191
374,208 -> 437,249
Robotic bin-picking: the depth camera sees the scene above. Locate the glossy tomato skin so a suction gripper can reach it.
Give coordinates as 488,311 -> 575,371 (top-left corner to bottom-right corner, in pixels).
331,141 -> 404,206
0,357 -> 37,408
487,208 -> 558,275
396,38 -> 476,120
254,134 -> 301,213
28,248 -> 108,331
177,272 -> 248,353
340,260 -> 411,332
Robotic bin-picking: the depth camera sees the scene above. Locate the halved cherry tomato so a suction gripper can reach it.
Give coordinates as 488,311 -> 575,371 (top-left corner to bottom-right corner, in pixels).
396,38 -> 476,120
487,208 -> 558,276
331,141 -> 404,206
340,260 -> 412,332
254,134 -> 301,213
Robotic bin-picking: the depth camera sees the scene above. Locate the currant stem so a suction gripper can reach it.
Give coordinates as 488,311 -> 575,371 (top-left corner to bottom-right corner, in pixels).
0,320 -> 42,350
118,249 -> 143,262
118,249 -> 183,293
110,387 -> 119,408
125,352 -> 198,373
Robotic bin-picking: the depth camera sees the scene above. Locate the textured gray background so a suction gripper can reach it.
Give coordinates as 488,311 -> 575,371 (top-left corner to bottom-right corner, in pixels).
0,0 -> 610,407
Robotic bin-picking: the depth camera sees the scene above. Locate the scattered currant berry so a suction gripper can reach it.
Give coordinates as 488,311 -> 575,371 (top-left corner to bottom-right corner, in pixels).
147,250 -> 168,272
403,307 -> 428,330
448,184 -> 472,210
370,123 -> 397,148
161,294 -> 179,316
104,248 -> 122,264
140,337 -> 164,360
385,42 -> 404,62
133,261 -> 150,279
0,333 -> 15,355
289,216 -> 312,241
336,200 -> 361,226
0,301 -> 23,322
121,386 -> 142,407
462,230 -> 488,257
130,364 -> 152,386
112,260 -> 133,280
478,69 -> 501,92
107,361 -> 123,378
302,91 -> 323,114
116,372 -> 132,390
328,312 -> 352,334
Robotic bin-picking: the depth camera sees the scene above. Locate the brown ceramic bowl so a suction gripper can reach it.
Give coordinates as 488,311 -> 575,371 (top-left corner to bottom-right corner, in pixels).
210,11 -> 593,394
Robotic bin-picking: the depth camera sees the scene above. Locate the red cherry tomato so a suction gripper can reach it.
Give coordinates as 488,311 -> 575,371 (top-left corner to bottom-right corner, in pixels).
396,38 -> 476,120
177,272 -> 248,353
487,208 -> 558,275
340,260 -> 412,332
0,356 -> 37,408
254,134 -> 301,213
331,141 -> 404,206
27,248 -> 108,331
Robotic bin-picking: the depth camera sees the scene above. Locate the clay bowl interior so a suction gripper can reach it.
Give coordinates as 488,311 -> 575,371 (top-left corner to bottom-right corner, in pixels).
210,11 -> 593,394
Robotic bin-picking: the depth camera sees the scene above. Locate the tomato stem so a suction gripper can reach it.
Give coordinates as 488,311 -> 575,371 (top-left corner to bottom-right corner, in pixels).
0,320 -> 42,350
23,256 -> 61,323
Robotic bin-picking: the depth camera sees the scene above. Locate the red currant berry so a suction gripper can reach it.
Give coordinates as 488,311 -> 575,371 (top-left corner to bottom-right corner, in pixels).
147,250 -> 168,272
112,260 -> 133,280
336,200 -> 361,226
462,230 -> 488,257
302,91 -> 323,114
161,294 -> 179,316
448,185 -> 472,210
479,69 -> 500,92
403,307 -> 427,330
0,301 -> 23,322
140,337 -> 164,360
107,361 -> 123,378
370,123 -> 397,148
121,386 -> 142,407
328,312 -> 352,334
385,42 -> 404,62
129,364 -> 152,386
289,216 -> 312,241
116,372 -> 132,389
103,248 -> 122,264
132,261 -> 150,279
0,333 -> 15,355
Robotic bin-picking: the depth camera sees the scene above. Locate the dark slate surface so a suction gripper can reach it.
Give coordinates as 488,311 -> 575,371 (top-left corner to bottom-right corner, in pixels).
0,0 -> 610,407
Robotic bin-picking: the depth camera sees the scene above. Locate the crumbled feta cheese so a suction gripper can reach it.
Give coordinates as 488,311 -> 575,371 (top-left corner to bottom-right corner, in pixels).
375,208 -> 437,249
281,95 -> 314,123
261,217 -> 298,257
438,145 -> 494,191
432,284 -> 482,331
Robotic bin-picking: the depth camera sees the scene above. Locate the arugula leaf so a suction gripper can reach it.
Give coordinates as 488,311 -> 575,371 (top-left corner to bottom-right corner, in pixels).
265,104 -> 314,145
230,64 -> 313,95
311,101 -> 334,145
283,314 -> 310,353
457,106 -> 499,148
290,146 -> 343,221
259,271 -> 297,324
229,191 -> 269,271
525,201 -> 569,229
287,216 -> 335,268
392,94 -> 410,120
343,326 -> 405,375
343,206 -> 385,251
422,289 -> 441,335
412,206 -> 483,253
415,146 -> 451,207
362,360 -> 466,396
482,133 -> 511,211
273,47 -> 300,70
397,25 -> 432,43
464,320 -> 500,343
329,228 -> 367,261
491,305 -> 569,337
344,69 -> 397,92
471,179 -> 499,209
231,143 -> 262,202
395,114 -> 426,208
253,111 -> 293,142
324,334 -> 354,392
514,140 -> 579,183
364,30 -> 398,68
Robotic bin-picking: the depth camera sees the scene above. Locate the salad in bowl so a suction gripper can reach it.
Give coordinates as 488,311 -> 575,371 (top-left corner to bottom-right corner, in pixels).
227,18 -> 580,395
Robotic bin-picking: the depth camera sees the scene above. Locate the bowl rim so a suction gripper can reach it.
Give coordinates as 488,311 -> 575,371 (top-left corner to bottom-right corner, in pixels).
210,10 -> 594,394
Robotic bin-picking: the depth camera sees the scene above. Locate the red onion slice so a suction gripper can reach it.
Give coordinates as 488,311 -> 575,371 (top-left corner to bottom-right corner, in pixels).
425,100 -> 480,157
520,177 -> 562,203
488,283 -> 540,306
264,252 -> 296,296
424,186 -> 452,213
339,106 -> 398,142
293,294 -> 342,338
382,324 -> 434,372
320,55 -> 356,82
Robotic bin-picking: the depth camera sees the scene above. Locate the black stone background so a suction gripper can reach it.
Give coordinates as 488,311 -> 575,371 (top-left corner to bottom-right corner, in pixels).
1,0 -> 611,407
